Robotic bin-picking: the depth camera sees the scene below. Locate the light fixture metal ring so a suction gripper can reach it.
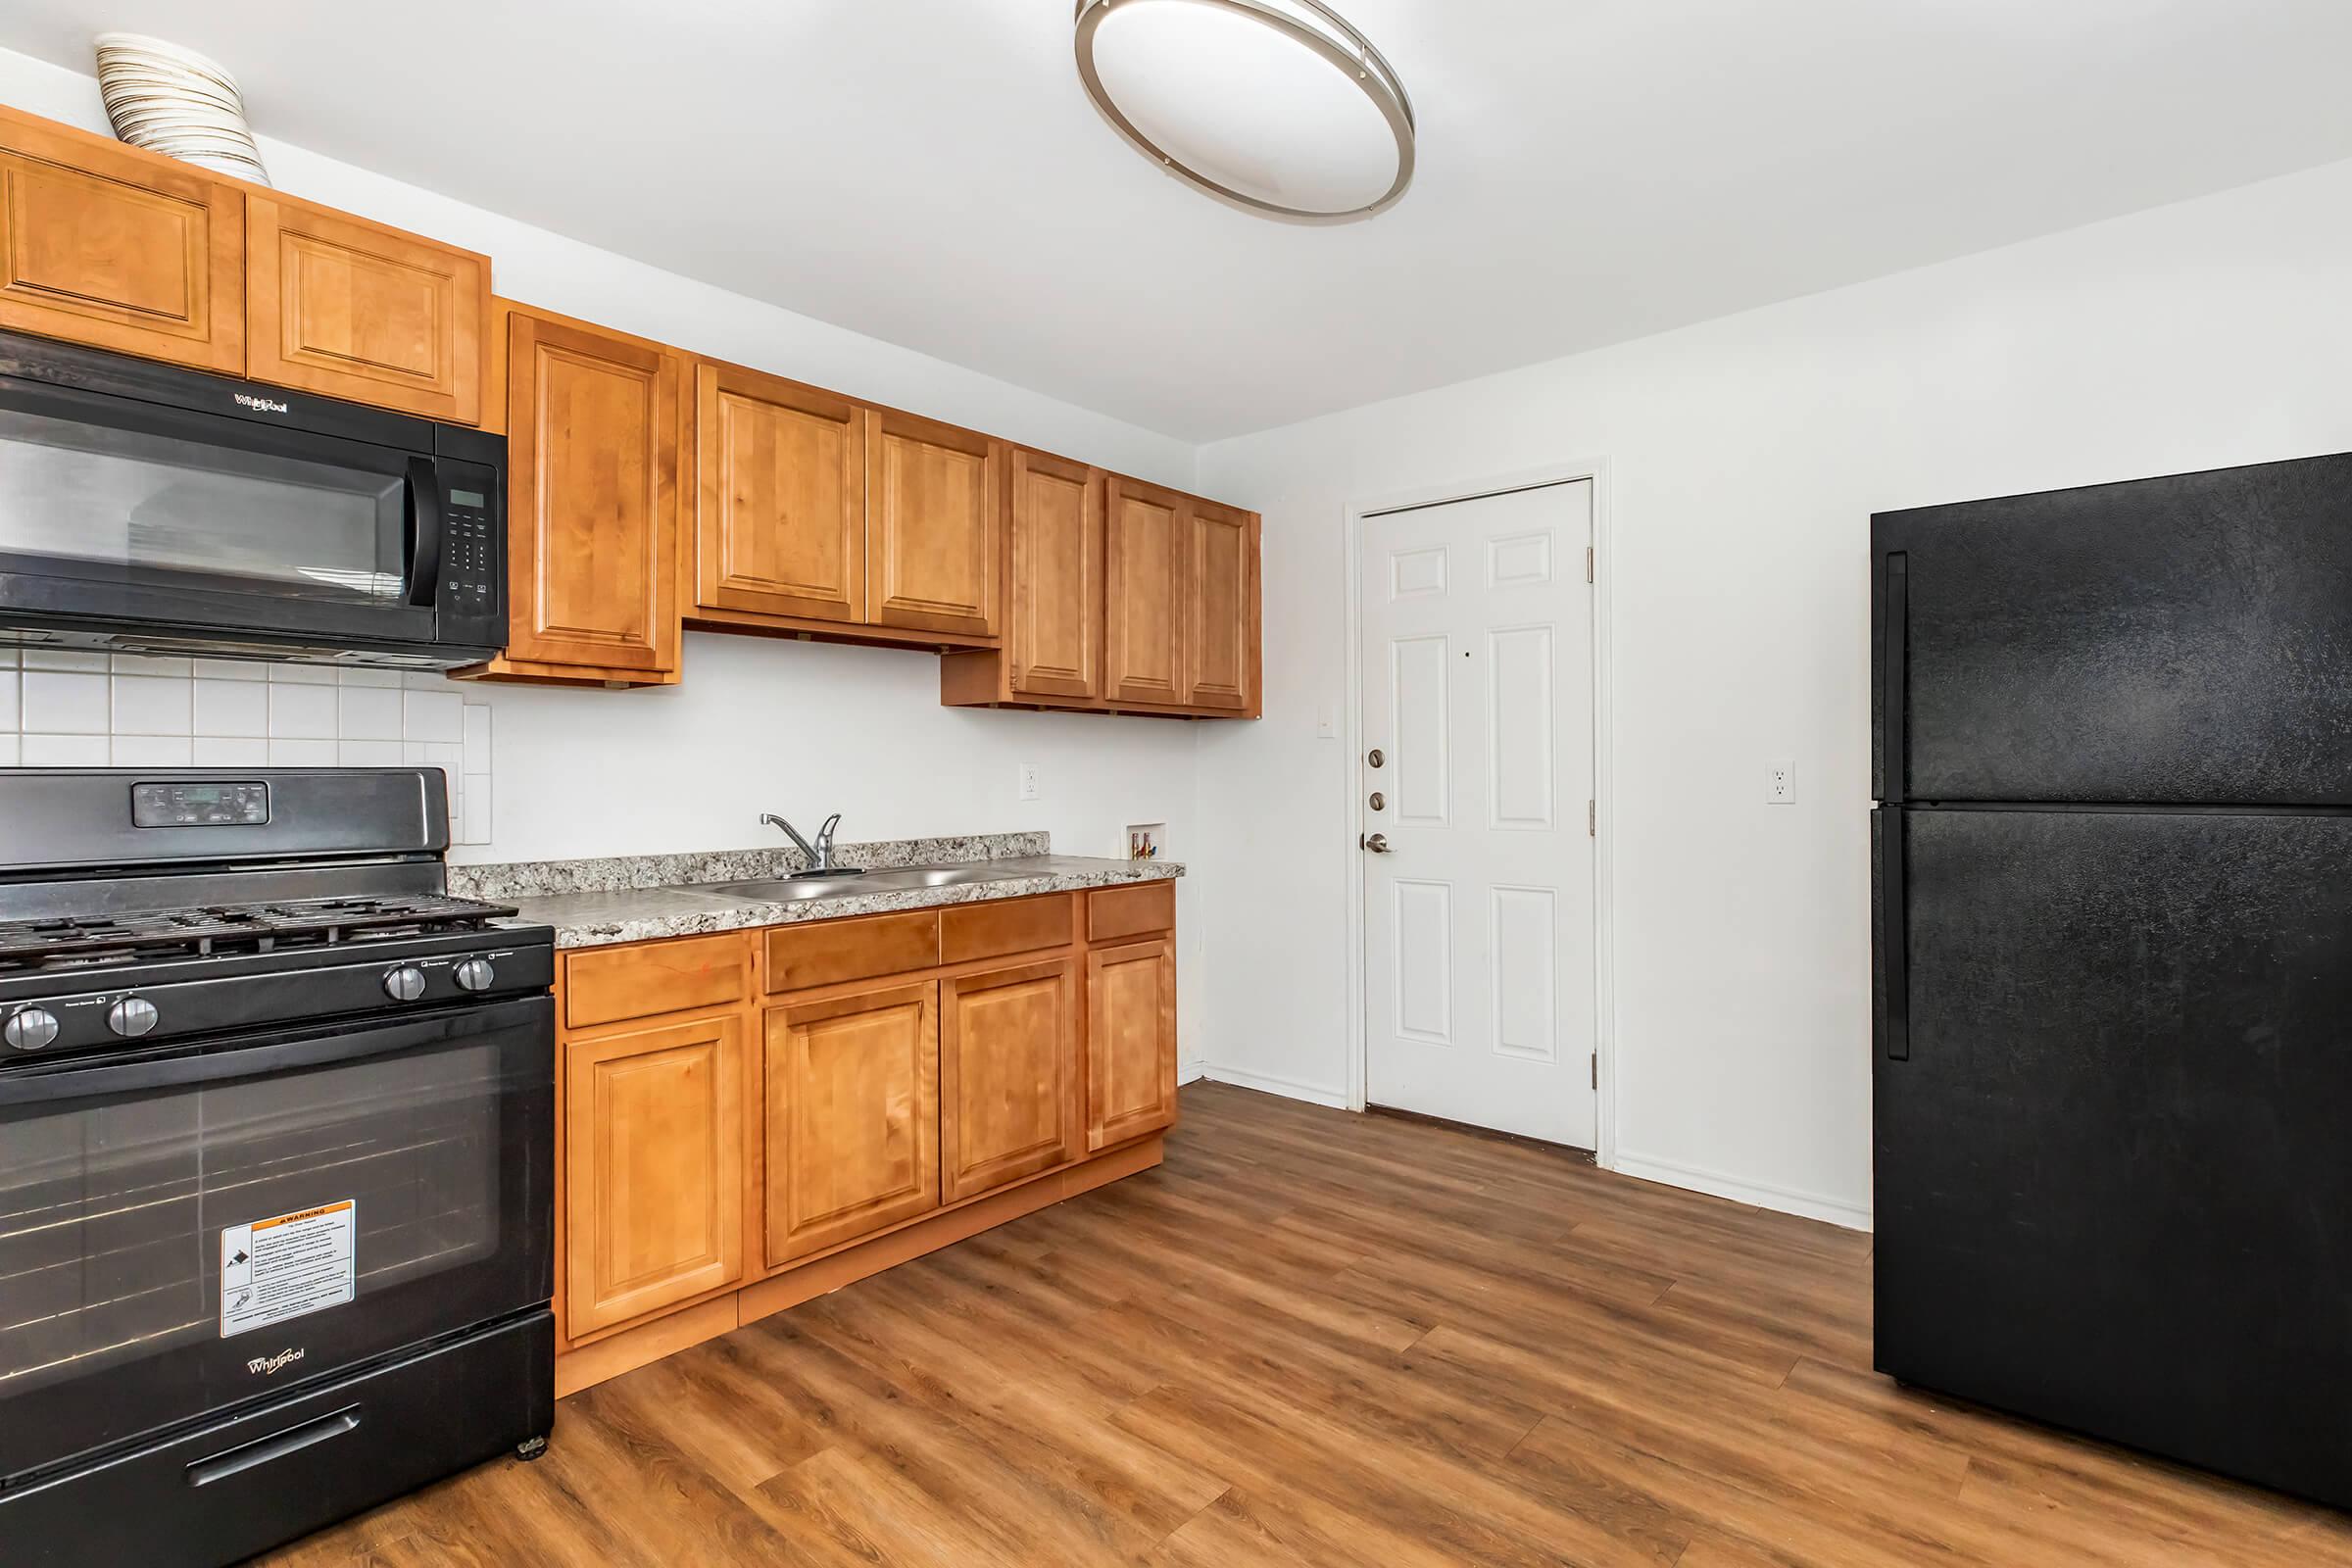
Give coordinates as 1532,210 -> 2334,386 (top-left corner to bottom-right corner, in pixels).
1073,0 -> 1416,222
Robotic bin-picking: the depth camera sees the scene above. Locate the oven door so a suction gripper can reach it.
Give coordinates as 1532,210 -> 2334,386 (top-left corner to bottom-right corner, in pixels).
0,373 -> 467,655
0,996 -> 552,1483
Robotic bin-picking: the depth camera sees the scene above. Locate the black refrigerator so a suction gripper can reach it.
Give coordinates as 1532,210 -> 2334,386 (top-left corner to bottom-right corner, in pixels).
1872,451 -> 2352,1510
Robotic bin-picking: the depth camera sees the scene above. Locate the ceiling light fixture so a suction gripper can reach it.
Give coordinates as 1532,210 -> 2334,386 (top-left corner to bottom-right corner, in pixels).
1072,0 -> 1415,222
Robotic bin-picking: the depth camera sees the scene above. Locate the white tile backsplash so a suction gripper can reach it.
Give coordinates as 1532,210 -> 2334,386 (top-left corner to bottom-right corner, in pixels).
192,676 -> 269,738
21,734 -> 109,764
111,674 -> 193,735
266,737 -> 337,766
403,690 -> 463,743
267,682 -> 338,740
0,660 -> 495,845
112,735 -> 194,765
21,672 -> 109,733
336,684 -> 404,741
192,736 -> 269,765
23,650 -> 108,673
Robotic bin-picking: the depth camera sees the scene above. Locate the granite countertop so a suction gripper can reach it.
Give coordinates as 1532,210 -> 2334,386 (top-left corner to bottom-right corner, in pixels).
453,835 -> 1180,950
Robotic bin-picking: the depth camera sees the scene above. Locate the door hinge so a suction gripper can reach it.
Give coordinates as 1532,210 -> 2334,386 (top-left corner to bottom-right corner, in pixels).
1591,1053 -> 1597,1090
1588,799 -> 1595,836
1586,545 -> 1594,583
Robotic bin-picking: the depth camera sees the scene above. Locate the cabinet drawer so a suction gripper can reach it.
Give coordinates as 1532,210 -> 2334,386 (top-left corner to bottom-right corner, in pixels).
1087,882 -> 1175,943
565,933 -> 749,1028
765,910 -> 940,994
941,895 -> 1072,964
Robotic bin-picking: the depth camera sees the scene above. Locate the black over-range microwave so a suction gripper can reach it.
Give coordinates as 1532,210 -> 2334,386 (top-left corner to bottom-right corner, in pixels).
0,329 -> 504,668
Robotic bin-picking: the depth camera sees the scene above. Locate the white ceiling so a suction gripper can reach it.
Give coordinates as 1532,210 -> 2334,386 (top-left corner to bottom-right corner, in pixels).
6,1 -> 2352,442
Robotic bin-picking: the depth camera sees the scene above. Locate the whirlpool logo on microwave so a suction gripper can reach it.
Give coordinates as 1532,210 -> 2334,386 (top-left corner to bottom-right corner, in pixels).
232,392 -> 290,415
246,1347 -> 306,1377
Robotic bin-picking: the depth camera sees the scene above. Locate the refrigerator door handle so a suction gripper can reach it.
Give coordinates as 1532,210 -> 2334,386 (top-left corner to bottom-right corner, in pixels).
1883,552 -> 1908,804
1881,809 -> 1909,1060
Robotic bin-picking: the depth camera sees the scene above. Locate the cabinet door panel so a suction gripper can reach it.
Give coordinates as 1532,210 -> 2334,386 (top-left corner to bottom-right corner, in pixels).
503,307 -> 682,674
247,196 -> 486,422
1104,477 -> 1186,706
0,119 -> 242,372
1009,451 -> 1102,699
1185,499 -> 1255,711
564,1014 -> 747,1337
696,361 -> 865,623
1087,938 -> 1178,1151
867,410 -> 1000,638
765,982 -> 940,1266
942,958 -> 1079,1201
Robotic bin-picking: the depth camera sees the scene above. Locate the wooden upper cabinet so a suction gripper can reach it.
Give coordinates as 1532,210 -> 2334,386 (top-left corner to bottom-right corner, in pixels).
1087,936 -> 1179,1152
764,982 -> 941,1267
694,360 -> 865,624
1008,451 -> 1102,701
1103,476 -> 1187,706
1184,499 -> 1257,712
496,303 -> 683,679
564,1013 -> 748,1338
246,194 -> 486,422
866,410 -> 1001,638
941,958 -> 1080,1202
0,113 -> 243,373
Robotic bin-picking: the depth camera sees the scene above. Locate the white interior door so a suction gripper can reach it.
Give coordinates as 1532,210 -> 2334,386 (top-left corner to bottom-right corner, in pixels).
1359,480 -> 1596,1147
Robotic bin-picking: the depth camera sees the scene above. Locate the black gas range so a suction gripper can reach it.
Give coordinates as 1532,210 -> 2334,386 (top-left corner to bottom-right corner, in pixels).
0,769 -> 556,1568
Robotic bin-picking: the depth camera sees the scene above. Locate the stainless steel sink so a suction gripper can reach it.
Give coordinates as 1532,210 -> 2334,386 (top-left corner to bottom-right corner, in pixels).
698,876 -> 874,902
867,864 -> 1004,887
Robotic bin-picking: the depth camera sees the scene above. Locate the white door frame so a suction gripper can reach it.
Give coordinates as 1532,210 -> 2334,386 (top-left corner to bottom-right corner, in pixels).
1342,457 -> 1620,1167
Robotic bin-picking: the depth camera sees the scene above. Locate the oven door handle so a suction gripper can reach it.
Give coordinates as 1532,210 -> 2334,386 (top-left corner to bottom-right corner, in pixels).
0,996 -> 550,1108
406,455 -> 446,610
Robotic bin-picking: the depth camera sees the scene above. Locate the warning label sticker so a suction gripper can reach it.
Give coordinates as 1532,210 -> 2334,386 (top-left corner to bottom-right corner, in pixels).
220,1200 -> 357,1339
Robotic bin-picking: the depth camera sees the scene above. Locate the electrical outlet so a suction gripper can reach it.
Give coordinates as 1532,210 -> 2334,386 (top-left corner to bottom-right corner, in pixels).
1766,759 -> 1794,805
1017,762 -> 1041,802
1316,705 -> 1337,740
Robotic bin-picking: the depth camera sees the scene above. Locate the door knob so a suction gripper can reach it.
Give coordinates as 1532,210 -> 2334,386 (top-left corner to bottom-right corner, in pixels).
1360,833 -> 1391,854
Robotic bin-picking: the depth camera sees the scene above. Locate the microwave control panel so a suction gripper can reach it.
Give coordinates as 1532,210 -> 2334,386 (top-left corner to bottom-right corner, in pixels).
441,484 -> 496,608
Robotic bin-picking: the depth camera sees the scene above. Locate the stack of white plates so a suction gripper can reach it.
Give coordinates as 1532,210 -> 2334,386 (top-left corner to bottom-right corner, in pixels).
93,32 -> 270,186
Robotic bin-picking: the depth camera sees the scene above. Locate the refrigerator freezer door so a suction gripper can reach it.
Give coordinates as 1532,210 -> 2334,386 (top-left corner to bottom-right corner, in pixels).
1874,452 -> 2352,805
1875,806 -> 2352,1509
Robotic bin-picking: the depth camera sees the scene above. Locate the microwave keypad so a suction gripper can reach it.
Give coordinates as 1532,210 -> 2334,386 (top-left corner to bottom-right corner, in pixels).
443,500 -> 495,603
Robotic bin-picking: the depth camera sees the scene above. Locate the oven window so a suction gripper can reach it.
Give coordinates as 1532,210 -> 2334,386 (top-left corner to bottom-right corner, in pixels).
0,407 -> 408,602
0,1045 -> 500,1404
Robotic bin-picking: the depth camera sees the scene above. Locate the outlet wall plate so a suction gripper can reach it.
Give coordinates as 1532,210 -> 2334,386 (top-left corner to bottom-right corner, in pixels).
1767,758 -> 1795,805
1017,762 -> 1041,802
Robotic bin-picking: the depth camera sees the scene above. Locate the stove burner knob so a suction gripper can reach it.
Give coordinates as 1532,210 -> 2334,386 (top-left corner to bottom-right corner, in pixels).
454,956 -> 496,993
382,965 -> 428,1003
106,998 -> 159,1038
3,1007 -> 60,1052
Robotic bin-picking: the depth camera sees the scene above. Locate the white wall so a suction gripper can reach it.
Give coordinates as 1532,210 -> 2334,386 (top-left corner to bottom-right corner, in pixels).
1194,155 -> 2352,1226
0,46 -> 1210,1061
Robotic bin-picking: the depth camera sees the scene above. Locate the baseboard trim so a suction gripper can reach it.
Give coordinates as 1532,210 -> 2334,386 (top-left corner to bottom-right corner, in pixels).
1197,1064 -> 1352,1110
1611,1149 -> 1873,1232
1179,1058 -> 1207,1085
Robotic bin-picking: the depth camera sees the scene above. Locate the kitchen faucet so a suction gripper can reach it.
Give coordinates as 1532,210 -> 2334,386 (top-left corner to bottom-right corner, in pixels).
760,811 -> 858,875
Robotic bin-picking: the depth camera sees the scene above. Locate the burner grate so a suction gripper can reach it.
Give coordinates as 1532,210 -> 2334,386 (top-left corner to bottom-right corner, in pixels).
0,895 -> 519,970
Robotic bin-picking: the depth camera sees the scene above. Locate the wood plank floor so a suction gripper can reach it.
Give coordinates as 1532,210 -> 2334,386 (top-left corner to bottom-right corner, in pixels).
263,1082 -> 2352,1566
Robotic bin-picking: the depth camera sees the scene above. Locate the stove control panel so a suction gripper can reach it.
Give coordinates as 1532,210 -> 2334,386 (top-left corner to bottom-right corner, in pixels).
3,1007 -> 59,1052
382,965 -> 428,1003
130,781 -> 270,828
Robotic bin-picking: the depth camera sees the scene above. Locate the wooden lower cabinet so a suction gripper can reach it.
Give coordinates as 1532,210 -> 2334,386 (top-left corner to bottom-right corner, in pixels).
763,981 -> 940,1265
1087,936 -> 1179,1152
564,1012 -> 748,1338
941,958 -> 1080,1201
554,887 -> 1178,1391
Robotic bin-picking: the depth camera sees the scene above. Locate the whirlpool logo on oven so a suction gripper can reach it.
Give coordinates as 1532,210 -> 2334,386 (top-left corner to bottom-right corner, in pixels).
246,1347 -> 306,1377
232,392 -> 290,416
